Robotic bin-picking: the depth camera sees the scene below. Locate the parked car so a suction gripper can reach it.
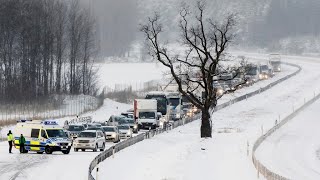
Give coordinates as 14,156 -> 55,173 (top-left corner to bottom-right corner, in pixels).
117,125 -> 133,139
102,126 -> 120,143
73,130 -> 106,152
67,124 -> 85,139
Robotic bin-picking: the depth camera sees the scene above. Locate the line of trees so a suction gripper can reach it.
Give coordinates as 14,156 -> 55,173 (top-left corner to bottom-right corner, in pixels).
0,0 -> 98,103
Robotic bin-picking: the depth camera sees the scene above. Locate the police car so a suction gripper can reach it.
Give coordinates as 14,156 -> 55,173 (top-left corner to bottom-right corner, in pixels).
14,120 -> 72,154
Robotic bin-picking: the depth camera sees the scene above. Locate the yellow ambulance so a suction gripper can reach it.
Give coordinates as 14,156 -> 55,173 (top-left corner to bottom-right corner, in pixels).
14,120 -> 72,154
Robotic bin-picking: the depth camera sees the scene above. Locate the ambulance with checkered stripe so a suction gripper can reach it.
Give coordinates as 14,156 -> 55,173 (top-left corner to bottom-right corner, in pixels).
14,120 -> 72,154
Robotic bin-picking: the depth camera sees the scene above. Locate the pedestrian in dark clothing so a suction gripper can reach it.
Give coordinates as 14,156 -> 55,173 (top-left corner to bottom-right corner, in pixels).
7,130 -> 13,153
19,134 -> 26,153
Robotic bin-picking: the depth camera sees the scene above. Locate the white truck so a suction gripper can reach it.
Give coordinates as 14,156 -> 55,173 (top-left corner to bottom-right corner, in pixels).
269,54 -> 282,72
166,92 -> 183,121
134,99 -> 158,129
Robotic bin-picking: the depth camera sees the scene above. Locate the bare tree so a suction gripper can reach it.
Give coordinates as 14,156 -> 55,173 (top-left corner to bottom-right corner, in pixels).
141,1 -> 248,138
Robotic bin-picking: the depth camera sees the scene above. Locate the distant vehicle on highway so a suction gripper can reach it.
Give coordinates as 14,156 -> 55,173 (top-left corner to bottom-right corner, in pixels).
269,54 -> 282,72
106,115 -> 126,126
67,124 -> 85,139
118,125 -> 133,139
73,130 -> 106,152
102,126 -> 120,143
259,64 -> 270,80
122,117 -> 138,133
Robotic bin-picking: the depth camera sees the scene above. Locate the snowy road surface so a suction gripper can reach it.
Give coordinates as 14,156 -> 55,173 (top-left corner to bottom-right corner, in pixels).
256,98 -> 320,180
96,54 -> 320,180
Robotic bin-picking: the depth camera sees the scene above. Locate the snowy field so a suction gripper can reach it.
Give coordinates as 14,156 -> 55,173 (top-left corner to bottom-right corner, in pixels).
255,98 -> 320,180
96,62 -> 168,91
0,99 -> 131,180
95,54 -> 320,180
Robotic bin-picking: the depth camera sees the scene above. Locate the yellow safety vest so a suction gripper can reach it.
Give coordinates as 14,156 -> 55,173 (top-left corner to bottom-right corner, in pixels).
7,134 -> 13,141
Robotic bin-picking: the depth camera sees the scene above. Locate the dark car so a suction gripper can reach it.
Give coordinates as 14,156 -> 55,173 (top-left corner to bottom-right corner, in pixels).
67,125 -> 85,139
122,118 -> 138,133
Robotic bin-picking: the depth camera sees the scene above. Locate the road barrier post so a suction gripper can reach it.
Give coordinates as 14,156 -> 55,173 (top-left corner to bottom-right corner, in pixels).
96,166 -> 99,180
112,146 -> 115,158
247,140 -> 249,156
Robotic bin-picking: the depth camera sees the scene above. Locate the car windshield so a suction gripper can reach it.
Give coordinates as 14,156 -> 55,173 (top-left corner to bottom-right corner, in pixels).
271,61 -> 281,66
87,127 -> 101,130
139,112 -> 155,119
168,98 -> 180,107
118,126 -> 129,130
124,118 -> 134,124
261,65 -> 268,71
68,125 -> 84,131
102,127 -> 115,132
247,67 -> 258,75
78,132 -> 96,138
46,129 -> 67,138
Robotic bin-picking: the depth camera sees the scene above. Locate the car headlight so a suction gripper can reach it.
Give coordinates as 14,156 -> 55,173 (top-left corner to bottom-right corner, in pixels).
175,113 -> 180,118
89,139 -> 95,143
133,124 -> 138,129
112,133 -> 116,138
127,131 -> 132,135
217,89 -> 223,95
259,74 -> 263,79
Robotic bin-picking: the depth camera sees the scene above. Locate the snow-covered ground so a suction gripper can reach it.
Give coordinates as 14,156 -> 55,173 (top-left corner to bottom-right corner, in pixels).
255,98 -> 320,180
95,54 -> 320,180
0,99 -> 131,180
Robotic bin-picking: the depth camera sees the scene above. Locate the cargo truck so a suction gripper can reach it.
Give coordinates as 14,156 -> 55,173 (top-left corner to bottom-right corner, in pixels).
134,99 -> 158,129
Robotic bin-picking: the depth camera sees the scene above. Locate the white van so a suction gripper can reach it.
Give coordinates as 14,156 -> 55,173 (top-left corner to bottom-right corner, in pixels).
14,120 -> 72,154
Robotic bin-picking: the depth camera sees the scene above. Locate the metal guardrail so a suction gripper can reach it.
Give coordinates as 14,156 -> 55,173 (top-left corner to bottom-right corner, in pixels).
252,77 -> 320,179
88,62 -> 302,180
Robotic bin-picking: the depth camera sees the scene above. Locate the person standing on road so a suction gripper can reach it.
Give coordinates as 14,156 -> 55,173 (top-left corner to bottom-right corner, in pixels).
19,134 -> 26,153
7,130 -> 13,153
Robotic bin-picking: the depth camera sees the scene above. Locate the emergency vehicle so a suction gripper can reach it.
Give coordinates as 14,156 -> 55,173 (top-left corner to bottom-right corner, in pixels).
14,120 -> 72,154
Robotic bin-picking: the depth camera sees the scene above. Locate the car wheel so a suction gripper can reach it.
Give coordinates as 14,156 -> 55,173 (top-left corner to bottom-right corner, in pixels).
100,143 -> 105,151
93,144 -> 98,152
62,149 -> 70,154
81,149 -> 85,152
45,146 -> 52,154
74,148 -> 78,152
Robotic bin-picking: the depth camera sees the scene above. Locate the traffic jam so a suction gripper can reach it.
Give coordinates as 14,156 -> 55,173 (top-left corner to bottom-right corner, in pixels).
12,55 -> 282,155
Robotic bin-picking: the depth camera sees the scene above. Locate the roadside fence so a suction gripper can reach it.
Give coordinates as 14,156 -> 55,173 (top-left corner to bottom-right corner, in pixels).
252,91 -> 320,180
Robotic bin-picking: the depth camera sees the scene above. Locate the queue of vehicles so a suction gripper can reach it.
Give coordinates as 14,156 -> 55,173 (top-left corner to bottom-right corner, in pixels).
215,55 -> 282,96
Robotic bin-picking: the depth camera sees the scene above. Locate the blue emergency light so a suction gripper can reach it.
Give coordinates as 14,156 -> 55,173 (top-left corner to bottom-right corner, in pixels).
17,119 -> 32,123
42,120 -> 58,125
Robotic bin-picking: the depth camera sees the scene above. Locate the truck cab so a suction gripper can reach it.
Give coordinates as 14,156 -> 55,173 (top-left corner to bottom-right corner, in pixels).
166,92 -> 183,121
